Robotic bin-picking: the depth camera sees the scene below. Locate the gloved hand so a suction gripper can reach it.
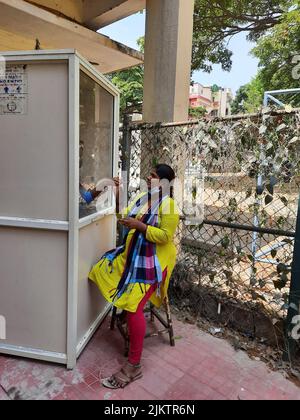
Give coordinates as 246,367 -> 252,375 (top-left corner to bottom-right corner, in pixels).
80,186 -> 94,204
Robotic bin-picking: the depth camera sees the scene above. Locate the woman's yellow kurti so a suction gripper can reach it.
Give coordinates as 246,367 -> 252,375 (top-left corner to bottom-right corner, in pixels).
89,195 -> 180,313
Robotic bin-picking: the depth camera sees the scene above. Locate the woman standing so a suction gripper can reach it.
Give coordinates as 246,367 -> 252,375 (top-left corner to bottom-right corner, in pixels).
89,164 -> 179,389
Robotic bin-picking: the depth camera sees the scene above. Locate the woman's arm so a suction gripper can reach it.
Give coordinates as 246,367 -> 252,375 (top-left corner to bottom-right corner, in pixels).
145,199 -> 179,245
118,218 -> 147,234
80,184 -> 106,204
119,198 -> 179,242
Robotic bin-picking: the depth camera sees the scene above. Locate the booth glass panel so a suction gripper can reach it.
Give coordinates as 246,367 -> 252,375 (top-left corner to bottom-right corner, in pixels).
79,71 -> 114,219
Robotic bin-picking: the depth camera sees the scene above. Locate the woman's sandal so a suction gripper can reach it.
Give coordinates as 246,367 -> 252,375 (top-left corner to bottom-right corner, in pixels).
102,363 -> 143,389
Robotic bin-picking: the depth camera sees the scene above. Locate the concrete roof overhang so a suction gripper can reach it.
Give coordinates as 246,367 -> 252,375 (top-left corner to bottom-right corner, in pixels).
0,0 -> 144,73
25,0 -> 146,30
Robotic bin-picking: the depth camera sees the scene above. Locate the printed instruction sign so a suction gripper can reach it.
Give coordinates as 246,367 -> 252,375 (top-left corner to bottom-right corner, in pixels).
0,64 -> 28,115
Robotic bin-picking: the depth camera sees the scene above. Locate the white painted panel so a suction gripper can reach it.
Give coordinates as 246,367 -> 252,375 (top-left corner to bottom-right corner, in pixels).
0,227 -> 68,353
0,62 -> 69,220
77,215 -> 116,345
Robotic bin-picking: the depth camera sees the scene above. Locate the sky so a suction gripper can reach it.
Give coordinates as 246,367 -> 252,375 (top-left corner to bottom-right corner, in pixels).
100,11 -> 259,95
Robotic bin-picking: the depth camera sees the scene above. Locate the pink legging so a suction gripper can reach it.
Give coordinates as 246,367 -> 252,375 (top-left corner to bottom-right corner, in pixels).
127,285 -> 157,365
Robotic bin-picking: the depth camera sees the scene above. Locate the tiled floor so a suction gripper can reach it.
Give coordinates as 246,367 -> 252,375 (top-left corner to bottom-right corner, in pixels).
0,315 -> 299,400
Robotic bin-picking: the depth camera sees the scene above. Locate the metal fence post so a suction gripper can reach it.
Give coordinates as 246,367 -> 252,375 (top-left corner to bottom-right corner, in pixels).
122,113 -> 131,199
283,194 -> 300,363
117,113 -> 131,245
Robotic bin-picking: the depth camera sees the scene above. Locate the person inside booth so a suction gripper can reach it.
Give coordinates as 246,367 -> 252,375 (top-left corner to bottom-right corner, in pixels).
79,140 -> 108,217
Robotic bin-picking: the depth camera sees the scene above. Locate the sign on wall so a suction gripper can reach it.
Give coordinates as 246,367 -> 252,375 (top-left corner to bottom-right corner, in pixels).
0,64 -> 28,115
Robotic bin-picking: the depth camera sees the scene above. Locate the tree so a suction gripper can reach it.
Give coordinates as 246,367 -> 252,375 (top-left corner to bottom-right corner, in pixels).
109,37 -> 144,118
110,66 -> 144,116
233,5 -> 300,113
250,7 -> 300,106
189,106 -> 207,119
192,0 -> 294,72
243,75 -> 264,113
128,2 -> 293,73
231,76 -> 264,114
231,85 -> 248,114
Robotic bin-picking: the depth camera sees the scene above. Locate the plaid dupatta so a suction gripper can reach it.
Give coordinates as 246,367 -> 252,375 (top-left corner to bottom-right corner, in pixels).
101,189 -> 167,301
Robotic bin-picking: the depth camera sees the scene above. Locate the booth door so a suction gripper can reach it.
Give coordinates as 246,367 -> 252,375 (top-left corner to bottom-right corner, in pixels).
77,69 -> 116,347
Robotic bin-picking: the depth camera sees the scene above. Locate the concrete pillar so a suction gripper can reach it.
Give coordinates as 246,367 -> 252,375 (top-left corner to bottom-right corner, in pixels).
143,0 -> 194,123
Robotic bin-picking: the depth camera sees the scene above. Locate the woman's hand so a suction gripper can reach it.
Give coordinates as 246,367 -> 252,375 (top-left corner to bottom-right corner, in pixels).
113,177 -> 123,188
113,177 -> 123,213
119,217 -> 147,234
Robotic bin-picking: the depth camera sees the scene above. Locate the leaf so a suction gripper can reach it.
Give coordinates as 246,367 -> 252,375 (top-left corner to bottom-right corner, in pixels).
259,279 -> 266,288
273,279 -> 286,290
284,105 -> 293,113
259,125 -> 267,135
209,274 -> 216,282
197,222 -> 204,231
276,123 -> 286,132
277,263 -> 290,274
265,194 -> 273,205
208,139 -> 218,149
276,216 -> 286,229
280,196 -> 288,206
221,236 -> 230,249
271,249 -> 277,258
251,291 -> 267,302
273,272 -> 289,291
236,246 -> 242,255
289,136 -> 299,145
280,272 -> 289,283
152,157 -> 158,167
224,270 -> 233,280
229,198 -> 238,208
262,107 -> 271,114
245,188 -> 252,199
250,275 -> 257,287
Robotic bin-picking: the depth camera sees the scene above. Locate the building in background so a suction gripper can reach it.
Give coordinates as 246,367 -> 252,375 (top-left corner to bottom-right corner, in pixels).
189,83 -> 233,118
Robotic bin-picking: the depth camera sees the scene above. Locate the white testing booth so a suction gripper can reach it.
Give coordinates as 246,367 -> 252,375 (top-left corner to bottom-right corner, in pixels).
0,50 -> 119,368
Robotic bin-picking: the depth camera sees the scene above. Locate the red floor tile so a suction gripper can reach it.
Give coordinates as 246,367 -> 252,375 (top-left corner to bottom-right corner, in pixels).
0,315 -> 299,400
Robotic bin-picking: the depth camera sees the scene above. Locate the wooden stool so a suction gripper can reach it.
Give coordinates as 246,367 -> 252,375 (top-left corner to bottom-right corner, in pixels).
110,296 -> 175,357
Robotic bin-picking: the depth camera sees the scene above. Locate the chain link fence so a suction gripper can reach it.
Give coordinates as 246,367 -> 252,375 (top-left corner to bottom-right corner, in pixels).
119,109 -> 300,360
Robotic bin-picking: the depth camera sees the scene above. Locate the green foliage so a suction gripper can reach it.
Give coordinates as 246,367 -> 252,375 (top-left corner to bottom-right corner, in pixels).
250,7 -> 300,106
244,75 -> 265,112
192,0 -> 293,73
232,3 -> 300,113
110,66 -> 144,116
189,106 -> 207,119
109,36 -> 145,118
231,76 -> 264,114
231,85 -> 248,115
136,36 -> 145,53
